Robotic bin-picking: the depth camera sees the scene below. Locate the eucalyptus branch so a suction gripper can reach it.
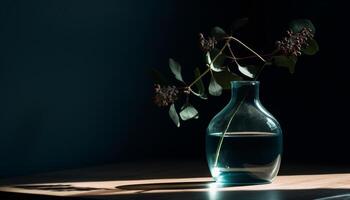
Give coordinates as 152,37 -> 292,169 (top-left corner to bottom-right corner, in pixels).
188,38 -> 264,90
225,36 -> 266,62
188,67 -> 210,88
227,43 -> 241,67
188,41 -> 230,88
226,53 -> 275,61
154,19 -> 318,131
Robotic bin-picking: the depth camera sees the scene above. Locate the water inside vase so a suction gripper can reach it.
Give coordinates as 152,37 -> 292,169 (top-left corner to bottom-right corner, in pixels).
206,132 -> 282,184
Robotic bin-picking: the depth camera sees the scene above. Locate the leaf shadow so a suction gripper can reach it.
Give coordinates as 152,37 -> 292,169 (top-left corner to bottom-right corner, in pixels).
14,184 -> 110,192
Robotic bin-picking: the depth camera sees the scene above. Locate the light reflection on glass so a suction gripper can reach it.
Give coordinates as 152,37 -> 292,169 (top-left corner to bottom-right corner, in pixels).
208,182 -> 219,200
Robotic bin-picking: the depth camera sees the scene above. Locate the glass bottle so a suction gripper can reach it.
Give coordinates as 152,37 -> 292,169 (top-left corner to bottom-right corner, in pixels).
206,81 -> 282,185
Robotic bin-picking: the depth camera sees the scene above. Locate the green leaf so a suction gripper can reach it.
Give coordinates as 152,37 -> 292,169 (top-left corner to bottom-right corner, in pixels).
169,104 -> 180,127
169,58 -> 184,82
179,104 -> 199,121
272,56 -> 298,74
302,39 -> 319,55
209,75 -> 223,96
211,26 -> 227,40
231,17 -> 249,32
289,19 -> 315,34
213,71 -> 242,89
192,68 -> 207,99
150,68 -> 169,85
238,64 -> 259,78
206,49 -> 227,72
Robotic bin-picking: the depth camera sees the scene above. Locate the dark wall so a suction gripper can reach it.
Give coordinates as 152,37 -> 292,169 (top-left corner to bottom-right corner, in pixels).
0,0 -> 348,177
0,0 -> 187,177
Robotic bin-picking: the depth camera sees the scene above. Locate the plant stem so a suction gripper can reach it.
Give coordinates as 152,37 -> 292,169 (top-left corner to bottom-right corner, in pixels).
227,43 -> 240,67
188,37 -> 267,89
188,68 -> 210,88
213,94 -> 247,167
213,63 -> 267,167
225,36 -> 266,62
188,41 -> 229,88
226,53 -> 274,61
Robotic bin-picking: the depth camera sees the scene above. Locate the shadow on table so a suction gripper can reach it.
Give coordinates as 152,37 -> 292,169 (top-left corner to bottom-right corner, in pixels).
90,188 -> 350,200
1,161 -> 350,200
14,184 -> 111,192
1,188 -> 350,200
2,179 -> 350,200
2,160 -> 350,186
116,181 -> 270,191
117,181 -> 215,190
10,181 -> 218,193
9,177 -> 270,195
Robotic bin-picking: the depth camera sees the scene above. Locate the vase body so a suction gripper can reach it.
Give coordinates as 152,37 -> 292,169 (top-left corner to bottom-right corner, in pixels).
206,81 -> 282,185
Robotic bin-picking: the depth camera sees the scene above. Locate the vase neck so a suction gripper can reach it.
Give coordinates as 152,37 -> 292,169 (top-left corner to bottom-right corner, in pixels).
230,81 -> 260,103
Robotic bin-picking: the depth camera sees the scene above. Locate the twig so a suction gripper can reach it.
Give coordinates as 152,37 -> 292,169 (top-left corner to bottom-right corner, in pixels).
226,53 -> 274,61
225,36 -> 266,62
188,41 -> 230,88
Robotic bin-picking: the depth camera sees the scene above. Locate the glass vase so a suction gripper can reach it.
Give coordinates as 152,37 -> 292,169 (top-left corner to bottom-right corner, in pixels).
206,81 -> 282,185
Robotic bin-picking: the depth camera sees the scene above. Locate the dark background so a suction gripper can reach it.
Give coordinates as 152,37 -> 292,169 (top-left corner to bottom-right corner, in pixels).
0,0 -> 348,177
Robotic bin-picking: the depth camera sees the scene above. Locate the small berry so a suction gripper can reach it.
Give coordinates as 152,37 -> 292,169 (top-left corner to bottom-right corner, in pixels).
276,27 -> 314,56
199,33 -> 217,52
153,84 -> 179,107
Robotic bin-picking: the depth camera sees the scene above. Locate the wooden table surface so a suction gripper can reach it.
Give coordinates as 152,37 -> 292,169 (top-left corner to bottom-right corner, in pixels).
0,161 -> 350,200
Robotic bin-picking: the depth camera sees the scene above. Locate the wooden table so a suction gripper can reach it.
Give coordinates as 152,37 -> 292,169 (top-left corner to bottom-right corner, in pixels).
1,161 -> 350,200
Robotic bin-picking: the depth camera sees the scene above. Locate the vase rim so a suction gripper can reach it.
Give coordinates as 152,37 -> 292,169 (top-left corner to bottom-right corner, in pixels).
231,80 -> 260,86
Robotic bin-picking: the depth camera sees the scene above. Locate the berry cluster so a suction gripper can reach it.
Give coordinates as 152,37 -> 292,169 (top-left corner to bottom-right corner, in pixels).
153,84 -> 179,107
276,27 -> 314,56
199,33 -> 217,52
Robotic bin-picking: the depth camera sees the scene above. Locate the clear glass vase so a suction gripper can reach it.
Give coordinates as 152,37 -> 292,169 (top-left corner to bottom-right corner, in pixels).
206,81 -> 282,185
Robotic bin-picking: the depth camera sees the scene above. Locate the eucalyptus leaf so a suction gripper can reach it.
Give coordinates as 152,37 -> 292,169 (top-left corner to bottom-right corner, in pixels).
180,104 -> 199,121
169,104 -> 180,127
289,19 -> 315,34
169,58 -> 184,82
303,39 -> 319,55
206,49 -> 226,72
192,68 -> 207,99
209,75 -> 223,96
272,56 -> 297,74
150,68 -> 169,85
238,64 -> 259,78
213,71 -> 242,89
211,26 -> 227,40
